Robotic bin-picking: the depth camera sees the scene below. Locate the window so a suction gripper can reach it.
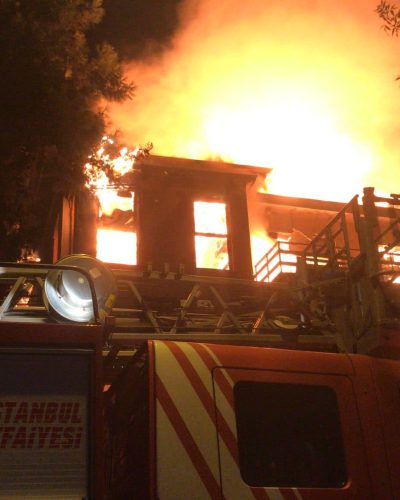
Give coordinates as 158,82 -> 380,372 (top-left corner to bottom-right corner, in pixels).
193,201 -> 229,270
234,381 -> 347,488
96,190 -> 137,265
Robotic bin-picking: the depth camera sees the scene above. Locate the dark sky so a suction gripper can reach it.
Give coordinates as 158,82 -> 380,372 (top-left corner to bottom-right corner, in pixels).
95,0 -> 182,60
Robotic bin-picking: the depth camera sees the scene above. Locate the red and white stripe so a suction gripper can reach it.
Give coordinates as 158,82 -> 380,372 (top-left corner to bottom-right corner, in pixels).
154,341 -> 303,500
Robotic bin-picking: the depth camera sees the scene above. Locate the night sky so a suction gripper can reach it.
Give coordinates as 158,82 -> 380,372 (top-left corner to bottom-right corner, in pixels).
95,0 -> 182,59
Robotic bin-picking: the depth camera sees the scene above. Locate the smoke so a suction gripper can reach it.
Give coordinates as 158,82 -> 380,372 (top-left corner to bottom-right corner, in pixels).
108,0 -> 400,200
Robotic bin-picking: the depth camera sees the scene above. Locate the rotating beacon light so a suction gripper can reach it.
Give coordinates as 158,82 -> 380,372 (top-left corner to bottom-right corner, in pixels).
44,254 -> 116,323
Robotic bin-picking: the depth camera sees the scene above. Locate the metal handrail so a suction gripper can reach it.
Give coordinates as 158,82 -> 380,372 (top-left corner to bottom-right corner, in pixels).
254,241 -> 306,282
300,195 -> 360,271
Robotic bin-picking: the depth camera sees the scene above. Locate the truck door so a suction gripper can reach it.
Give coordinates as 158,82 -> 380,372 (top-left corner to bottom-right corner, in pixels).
213,366 -> 372,499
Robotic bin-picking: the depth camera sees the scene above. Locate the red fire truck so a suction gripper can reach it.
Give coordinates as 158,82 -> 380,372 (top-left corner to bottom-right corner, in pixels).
0,188 -> 399,499
104,338 -> 400,500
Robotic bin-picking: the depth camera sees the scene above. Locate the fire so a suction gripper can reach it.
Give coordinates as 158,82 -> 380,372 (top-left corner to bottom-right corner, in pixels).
379,244 -> 400,284
85,137 -> 140,193
97,190 -> 134,217
251,233 -> 274,273
194,201 -> 227,235
253,237 -> 299,282
194,201 -> 229,269
109,0 -> 400,203
87,1 -> 400,273
96,229 -> 137,266
84,137 -> 150,265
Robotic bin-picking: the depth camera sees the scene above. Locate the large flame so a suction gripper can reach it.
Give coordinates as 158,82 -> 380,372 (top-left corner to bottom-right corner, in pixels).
97,229 -> 137,265
108,0 -> 400,202
84,138 -> 139,265
194,201 -> 229,269
93,1 -> 400,272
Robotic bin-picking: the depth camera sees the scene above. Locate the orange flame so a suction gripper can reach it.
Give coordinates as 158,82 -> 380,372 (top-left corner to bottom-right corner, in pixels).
97,229 -> 137,266
109,0 -> 400,203
92,1 -> 400,272
194,201 -> 229,269
379,244 -> 400,284
84,137 -> 139,265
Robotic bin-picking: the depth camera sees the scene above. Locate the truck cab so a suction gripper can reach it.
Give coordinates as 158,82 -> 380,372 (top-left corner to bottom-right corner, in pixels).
105,340 -> 400,499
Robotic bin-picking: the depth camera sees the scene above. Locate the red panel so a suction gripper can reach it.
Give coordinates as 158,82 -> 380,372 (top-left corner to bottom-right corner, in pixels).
0,322 -> 104,499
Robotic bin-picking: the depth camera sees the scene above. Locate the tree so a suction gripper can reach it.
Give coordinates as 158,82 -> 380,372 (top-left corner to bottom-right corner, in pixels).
377,0 -> 400,38
0,0 -> 134,261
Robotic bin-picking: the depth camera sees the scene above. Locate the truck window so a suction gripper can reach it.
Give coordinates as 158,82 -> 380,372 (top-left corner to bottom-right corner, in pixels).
234,381 -> 347,488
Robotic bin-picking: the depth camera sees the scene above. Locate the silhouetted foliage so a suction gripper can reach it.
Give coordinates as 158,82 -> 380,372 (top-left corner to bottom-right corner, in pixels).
0,0 -> 134,260
377,1 -> 400,36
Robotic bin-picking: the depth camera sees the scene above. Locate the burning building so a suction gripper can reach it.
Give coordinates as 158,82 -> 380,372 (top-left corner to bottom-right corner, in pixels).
53,152 -> 400,288
3,150 -> 400,355
55,154 -> 267,280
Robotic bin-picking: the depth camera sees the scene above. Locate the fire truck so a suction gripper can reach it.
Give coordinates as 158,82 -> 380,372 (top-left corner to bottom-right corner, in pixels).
0,188 -> 399,499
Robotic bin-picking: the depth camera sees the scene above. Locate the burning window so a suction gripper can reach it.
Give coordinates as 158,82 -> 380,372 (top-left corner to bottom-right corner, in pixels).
194,201 -> 229,270
96,190 -> 137,265
83,137 -> 152,267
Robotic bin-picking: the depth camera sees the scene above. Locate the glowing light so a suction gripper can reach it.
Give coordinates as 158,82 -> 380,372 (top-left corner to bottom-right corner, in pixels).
97,191 -> 134,218
108,0 -> 400,203
195,236 -> 229,269
103,2 -> 400,271
379,245 -> 400,284
96,229 -> 137,265
84,138 -> 150,266
194,201 -> 229,269
194,201 -> 227,234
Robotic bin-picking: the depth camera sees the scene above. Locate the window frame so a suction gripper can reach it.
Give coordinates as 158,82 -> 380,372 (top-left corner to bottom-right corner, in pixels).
96,188 -> 137,266
212,366 -> 372,498
192,199 -> 231,271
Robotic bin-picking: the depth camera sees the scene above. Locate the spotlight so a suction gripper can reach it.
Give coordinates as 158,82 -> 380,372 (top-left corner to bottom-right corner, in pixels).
44,255 -> 116,323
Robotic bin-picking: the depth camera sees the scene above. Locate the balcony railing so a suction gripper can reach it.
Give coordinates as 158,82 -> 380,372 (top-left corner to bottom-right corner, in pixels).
254,241 -> 307,283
